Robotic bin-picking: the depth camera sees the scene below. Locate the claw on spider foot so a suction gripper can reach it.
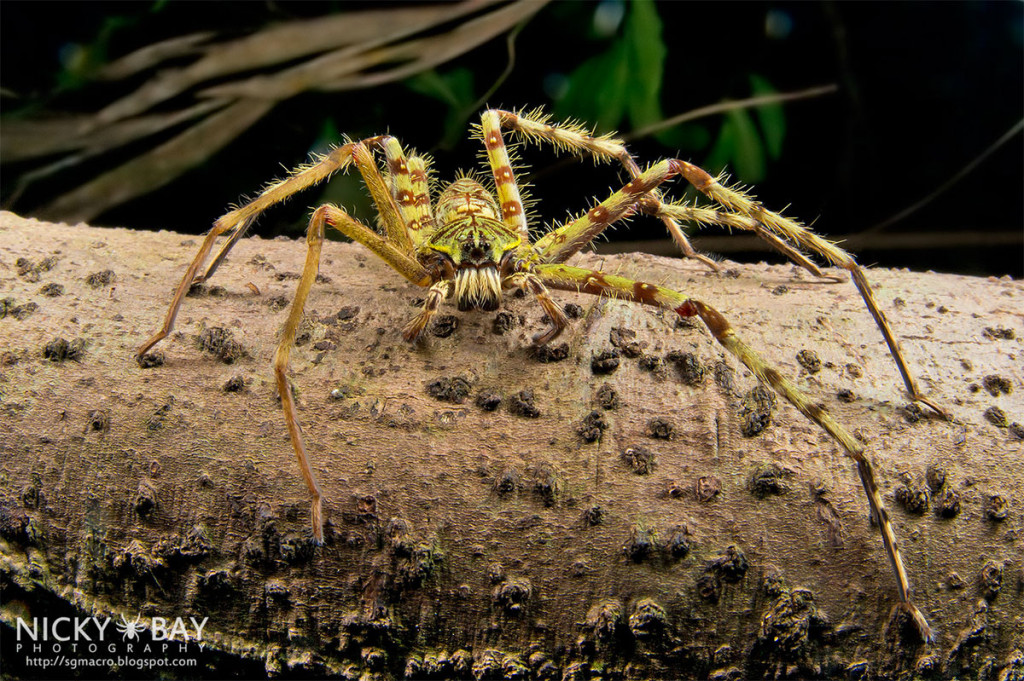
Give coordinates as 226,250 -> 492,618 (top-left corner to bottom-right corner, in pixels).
532,324 -> 563,346
914,395 -> 950,421
904,603 -> 936,644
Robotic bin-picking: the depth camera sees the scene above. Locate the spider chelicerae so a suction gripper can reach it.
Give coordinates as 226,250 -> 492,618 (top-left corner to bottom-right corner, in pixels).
137,108 -> 939,640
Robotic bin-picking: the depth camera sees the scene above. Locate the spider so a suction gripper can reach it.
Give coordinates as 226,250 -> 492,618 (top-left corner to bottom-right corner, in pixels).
137,108 -> 937,641
116,613 -> 144,642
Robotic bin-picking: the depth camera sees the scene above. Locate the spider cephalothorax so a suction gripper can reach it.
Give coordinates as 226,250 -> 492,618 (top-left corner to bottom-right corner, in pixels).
421,177 -> 521,314
137,108 -> 940,641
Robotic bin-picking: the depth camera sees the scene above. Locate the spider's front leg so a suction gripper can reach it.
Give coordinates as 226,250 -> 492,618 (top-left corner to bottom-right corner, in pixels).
484,108 -> 946,418
535,262 -> 935,642
277,204 -> 432,542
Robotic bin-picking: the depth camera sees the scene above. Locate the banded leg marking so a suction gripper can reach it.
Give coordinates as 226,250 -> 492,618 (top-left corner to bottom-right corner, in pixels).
382,137 -> 435,249
534,262 -> 934,641
488,108 -> 719,270
478,110 -> 529,242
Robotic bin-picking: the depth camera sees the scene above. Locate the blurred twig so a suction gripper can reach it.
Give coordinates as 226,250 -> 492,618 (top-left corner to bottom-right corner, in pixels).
1,1 -> 546,223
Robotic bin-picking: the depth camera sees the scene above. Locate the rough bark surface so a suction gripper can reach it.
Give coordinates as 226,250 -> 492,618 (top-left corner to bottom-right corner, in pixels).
1,211 -> 1022,680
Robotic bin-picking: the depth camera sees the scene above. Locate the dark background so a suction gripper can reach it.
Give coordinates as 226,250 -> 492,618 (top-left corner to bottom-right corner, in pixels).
2,1 -> 1022,277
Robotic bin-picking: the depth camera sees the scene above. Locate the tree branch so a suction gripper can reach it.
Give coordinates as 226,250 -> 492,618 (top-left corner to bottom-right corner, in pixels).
1,212 -> 1021,679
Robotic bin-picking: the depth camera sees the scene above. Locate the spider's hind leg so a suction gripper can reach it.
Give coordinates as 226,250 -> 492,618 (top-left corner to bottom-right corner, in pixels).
535,261 -> 935,642
658,162 -> 947,419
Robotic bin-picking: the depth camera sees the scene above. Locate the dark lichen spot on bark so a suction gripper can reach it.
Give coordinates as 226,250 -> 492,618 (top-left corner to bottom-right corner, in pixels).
196,327 -> 246,364
750,587 -> 831,679
476,390 -> 502,411
696,475 -> 721,502
1010,422 -> 1024,440
609,327 -> 643,358
266,295 -> 289,312
85,409 -> 110,433
494,578 -> 531,614
7,301 -> 39,320
713,361 -> 735,392
136,351 -> 164,368
197,569 -> 236,600
936,489 -> 961,518
984,406 -> 1007,427
563,303 -> 584,319
895,475 -> 930,515
147,401 -> 172,431
666,525 -> 692,559
982,326 -> 1015,340
584,506 -> 604,526
507,390 -> 540,418
39,283 -> 63,297
982,375 -> 1013,396
532,468 -> 559,506
667,350 -> 705,385
629,598 -> 668,642
154,525 -> 212,564
980,561 -> 1002,599
493,468 -> 519,496
925,466 -> 947,492
431,314 -> 459,338
585,599 -> 623,644
749,463 -> 791,498
637,354 -> 662,372
0,505 -> 31,544
699,546 -> 749,602
796,349 -> 822,374
900,403 -> 924,424
492,311 -> 517,334
740,385 -> 776,436
85,269 -> 115,288
647,418 -> 675,440
530,342 -> 569,363
578,410 -> 607,443
837,388 -> 856,403
44,337 -> 85,362
134,483 -> 157,517
622,446 -> 656,475
771,285 -> 789,296
426,376 -> 472,404
596,383 -> 619,410
223,375 -> 246,392
591,349 -> 620,375
985,494 -> 1008,521
846,363 -> 863,378
623,525 -> 657,562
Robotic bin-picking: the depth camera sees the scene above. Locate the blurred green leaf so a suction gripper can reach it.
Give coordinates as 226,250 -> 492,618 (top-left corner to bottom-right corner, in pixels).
624,0 -> 665,128
554,39 -> 630,132
749,74 -> 785,159
727,108 -> 765,182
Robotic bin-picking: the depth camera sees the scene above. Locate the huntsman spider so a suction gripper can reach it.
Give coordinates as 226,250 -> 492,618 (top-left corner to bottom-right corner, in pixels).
137,108 -> 939,640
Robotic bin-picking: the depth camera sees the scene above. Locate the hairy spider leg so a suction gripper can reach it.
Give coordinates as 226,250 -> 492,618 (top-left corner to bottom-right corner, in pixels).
381,138 -> 435,250
135,143 -> 363,357
504,271 -> 570,344
403,280 -> 452,342
535,262 -> 935,643
477,110 -> 531,246
486,108 -> 719,270
667,162 -> 947,418
277,204 -> 432,542
640,198 -> 826,277
486,108 -> 945,418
